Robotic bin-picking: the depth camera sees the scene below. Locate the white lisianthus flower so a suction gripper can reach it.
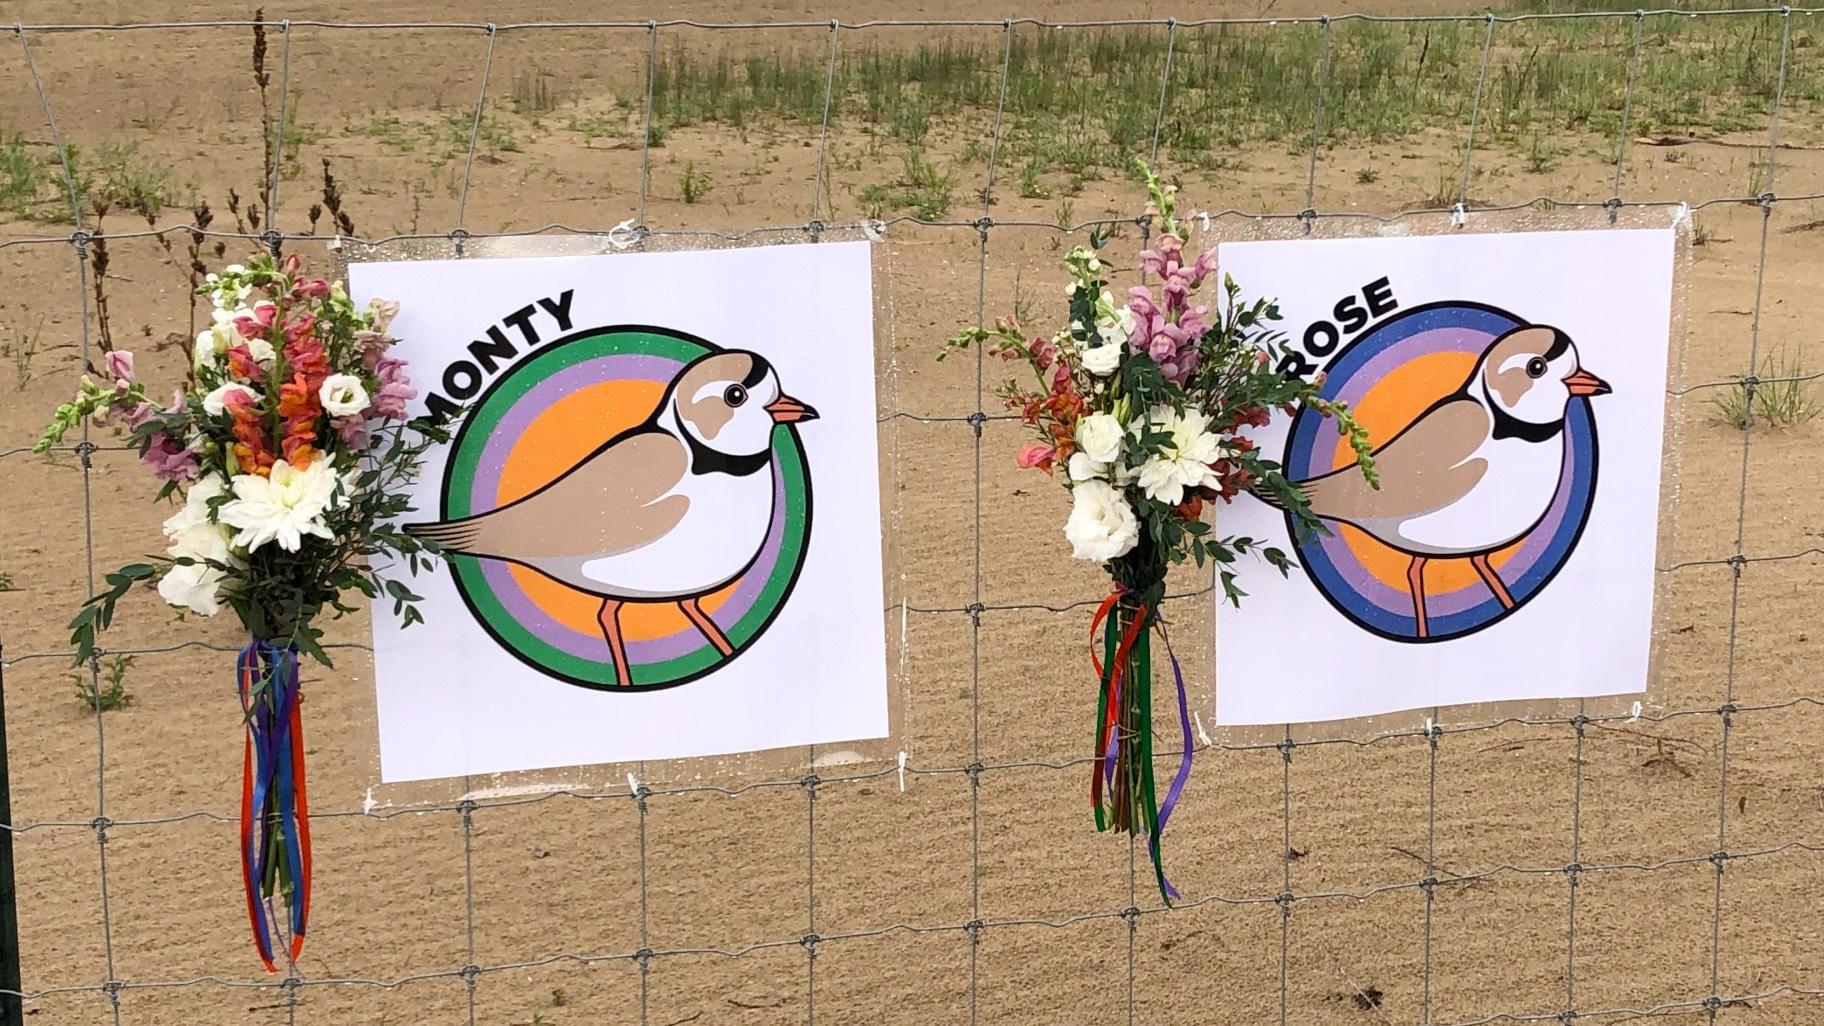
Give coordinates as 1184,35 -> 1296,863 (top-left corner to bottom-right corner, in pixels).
156,476 -> 238,616
1068,451 -> 1106,482
1074,412 -> 1124,464
202,382 -> 260,416
1080,342 -> 1122,377
319,374 -> 371,417
1064,479 -> 1140,561
1098,306 -> 1137,350
220,459 -> 339,553
1133,404 -> 1224,506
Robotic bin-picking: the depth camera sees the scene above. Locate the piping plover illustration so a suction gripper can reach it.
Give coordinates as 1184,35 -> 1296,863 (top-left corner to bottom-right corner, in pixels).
407,350 -> 817,684
1276,325 -> 1609,638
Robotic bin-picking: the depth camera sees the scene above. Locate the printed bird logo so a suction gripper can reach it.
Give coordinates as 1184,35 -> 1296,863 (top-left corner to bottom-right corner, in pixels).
406,351 -> 817,684
1271,325 -> 1609,638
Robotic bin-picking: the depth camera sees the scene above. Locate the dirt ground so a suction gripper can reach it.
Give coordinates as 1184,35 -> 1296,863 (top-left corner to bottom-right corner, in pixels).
2,2 -> 1823,1024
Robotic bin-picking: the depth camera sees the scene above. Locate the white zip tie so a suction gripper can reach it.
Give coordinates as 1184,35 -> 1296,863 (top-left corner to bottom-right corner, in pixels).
897,751 -> 907,793
1450,203 -> 1468,229
607,219 -> 640,250
627,771 -> 640,794
361,787 -> 376,815
1193,710 -> 1212,747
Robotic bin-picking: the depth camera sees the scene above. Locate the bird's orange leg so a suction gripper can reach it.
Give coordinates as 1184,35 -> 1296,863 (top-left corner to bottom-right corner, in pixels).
1471,553 -> 1516,609
598,599 -> 632,686
1407,556 -> 1430,639
680,597 -> 735,656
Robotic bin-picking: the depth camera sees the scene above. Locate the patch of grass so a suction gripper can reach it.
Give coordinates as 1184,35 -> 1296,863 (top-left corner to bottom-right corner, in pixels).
347,114 -> 420,153
1355,168 -> 1380,185
75,654 -> 135,713
512,68 -> 562,115
633,14 -> 1820,178
1,132 -> 43,215
859,181 -> 891,220
1418,165 -> 1458,209
895,150 -> 955,219
0,570 -> 14,591
1523,134 -> 1559,174
1054,197 -> 1075,230
65,141 -> 186,220
1017,161 -> 1050,199
1710,349 -> 1823,428
566,111 -> 627,146
679,161 -> 712,204
5,314 -> 44,390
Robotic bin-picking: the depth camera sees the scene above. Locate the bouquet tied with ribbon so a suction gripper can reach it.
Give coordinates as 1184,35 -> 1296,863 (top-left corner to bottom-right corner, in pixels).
37,252 -> 448,969
944,165 -> 1378,901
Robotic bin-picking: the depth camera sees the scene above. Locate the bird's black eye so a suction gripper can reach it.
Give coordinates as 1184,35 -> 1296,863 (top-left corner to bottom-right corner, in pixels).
723,384 -> 748,407
1525,357 -> 1548,378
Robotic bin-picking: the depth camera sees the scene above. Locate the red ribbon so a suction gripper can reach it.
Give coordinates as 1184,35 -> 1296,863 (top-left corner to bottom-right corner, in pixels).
1089,591 -> 1150,816
287,687 -> 313,963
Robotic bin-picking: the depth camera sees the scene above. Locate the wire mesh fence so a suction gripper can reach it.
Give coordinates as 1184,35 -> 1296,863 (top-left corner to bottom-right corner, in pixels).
0,8 -> 1821,1026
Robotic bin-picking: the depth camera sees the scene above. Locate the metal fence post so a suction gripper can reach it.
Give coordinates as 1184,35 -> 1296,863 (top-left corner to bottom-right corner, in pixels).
0,644 -> 24,1026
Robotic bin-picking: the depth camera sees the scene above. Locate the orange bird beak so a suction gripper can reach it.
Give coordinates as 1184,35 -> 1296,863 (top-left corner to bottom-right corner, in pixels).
1564,367 -> 1611,397
766,394 -> 819,423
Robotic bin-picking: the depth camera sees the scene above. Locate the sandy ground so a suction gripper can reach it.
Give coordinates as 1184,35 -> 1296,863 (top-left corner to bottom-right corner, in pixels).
2,3 -> 1824,1025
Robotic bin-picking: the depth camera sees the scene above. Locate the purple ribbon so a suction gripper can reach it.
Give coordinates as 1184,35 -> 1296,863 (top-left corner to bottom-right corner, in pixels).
1151,623 -> 1194,902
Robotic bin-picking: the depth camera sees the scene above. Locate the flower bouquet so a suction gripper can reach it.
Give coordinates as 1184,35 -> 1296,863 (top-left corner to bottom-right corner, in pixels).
944,166 -> 1377,901
36,253 -> 449,970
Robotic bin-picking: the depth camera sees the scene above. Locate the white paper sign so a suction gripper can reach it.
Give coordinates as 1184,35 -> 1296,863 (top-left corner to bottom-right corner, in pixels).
1215,228 -> 1676,726
350,242 -> 889,782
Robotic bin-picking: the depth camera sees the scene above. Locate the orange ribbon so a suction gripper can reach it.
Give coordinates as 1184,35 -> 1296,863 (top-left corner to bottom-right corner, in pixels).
1089,591 -> 1150,816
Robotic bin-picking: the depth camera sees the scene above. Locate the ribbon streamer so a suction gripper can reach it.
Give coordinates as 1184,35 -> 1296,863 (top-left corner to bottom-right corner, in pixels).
1151,623 -> 1193,902
1088,592 -> 1149,830
236,640 -> 313,972
1087,593 -> 1193,905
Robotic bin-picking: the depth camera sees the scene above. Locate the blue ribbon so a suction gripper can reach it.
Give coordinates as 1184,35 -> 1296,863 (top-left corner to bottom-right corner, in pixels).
237,640 -> 307,970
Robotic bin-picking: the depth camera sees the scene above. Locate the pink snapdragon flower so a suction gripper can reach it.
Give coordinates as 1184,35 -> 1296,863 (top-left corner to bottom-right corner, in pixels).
1017,443 -> 1056,472
104,350 -> 135,383
333,415 -> 372,450
234,301 -> 279,340
1126,233 -> 1217,386
367,355 -> 417,420
141,432 -> 199,483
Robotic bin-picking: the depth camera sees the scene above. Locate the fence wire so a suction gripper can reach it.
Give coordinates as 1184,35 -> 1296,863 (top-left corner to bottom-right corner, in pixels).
0,8 -> 1821,1026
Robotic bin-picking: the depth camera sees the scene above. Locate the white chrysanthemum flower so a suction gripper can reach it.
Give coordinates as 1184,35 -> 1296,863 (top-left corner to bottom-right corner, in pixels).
1064,479 -> 1140,561
319,374 -> 371,417
1133,404 -> 1223,506
202,382 -> 260,416
220,459 -> 338,553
